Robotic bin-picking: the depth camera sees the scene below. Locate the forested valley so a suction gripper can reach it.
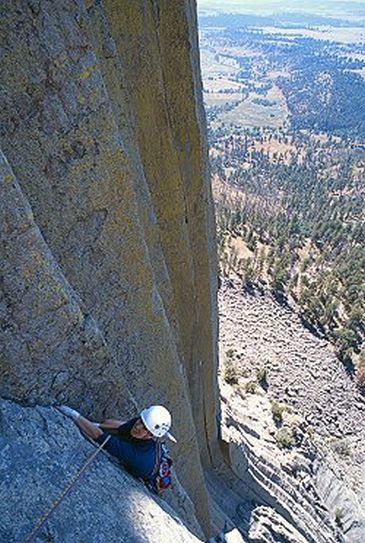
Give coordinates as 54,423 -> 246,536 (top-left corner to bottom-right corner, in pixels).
200,16 -> 365,382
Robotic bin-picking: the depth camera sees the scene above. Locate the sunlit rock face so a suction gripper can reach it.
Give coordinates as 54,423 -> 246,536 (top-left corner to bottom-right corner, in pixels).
0,0 -> 219,537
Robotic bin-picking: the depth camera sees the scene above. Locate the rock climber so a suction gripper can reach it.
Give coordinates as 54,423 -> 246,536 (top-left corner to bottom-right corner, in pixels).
58,404 -> 176,484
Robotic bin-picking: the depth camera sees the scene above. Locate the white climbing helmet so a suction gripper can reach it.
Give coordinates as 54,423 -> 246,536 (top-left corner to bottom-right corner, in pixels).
140,405 -> 177,443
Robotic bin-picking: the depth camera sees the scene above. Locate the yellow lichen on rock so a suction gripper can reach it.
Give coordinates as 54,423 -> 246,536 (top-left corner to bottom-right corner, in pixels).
0,1 -> 219,537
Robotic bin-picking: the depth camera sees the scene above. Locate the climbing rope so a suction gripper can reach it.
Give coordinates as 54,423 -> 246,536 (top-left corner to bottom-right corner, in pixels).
24,434 -> 111,543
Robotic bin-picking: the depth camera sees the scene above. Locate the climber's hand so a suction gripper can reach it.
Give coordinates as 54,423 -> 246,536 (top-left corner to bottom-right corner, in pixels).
57,405 -> 81,421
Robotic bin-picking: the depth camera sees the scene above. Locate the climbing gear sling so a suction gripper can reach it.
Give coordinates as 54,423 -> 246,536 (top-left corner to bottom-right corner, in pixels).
145,440 -> 173,496
24,434 -> 111,543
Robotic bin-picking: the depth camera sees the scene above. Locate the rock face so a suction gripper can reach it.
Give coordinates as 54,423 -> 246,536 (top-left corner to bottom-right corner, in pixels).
0,0 -> 219,538
218,389 -> 344,543
218,278 -> 365,543
314,458 -> 365,543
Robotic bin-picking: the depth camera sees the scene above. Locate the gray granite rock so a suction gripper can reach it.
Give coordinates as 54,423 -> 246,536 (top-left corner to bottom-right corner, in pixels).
0,399 -> 203,543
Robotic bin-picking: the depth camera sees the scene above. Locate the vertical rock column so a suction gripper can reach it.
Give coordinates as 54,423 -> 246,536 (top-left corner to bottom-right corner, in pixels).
102,0 -> 220,466
158,0 -> 220,465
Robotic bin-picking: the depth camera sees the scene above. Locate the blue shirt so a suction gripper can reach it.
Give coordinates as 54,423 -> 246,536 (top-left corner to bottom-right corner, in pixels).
96,418 -> 157,479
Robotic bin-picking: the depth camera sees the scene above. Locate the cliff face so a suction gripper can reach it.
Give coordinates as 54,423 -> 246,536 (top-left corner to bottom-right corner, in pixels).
217,277 -> 365,543
0,0 -> 219,537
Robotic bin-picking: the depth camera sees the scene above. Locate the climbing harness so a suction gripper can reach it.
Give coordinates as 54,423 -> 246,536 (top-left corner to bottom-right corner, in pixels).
24,434 -> 111,543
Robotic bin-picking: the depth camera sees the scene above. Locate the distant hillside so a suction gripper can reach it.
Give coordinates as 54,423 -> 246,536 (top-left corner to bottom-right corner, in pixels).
198,0 -> 365,20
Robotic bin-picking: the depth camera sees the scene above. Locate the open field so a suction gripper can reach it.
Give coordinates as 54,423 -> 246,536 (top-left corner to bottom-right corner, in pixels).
204,77 -> 244,92
200,23 -> 365,133
259,26 -> 365,44
252,139 -> 298,163
217,87 -> 288,130
218,99 -> 284,129
204,94 -> 242,107
200,48 -> 240,77
203,76 -> 246,106
200,33 -> 290,130
218,46 -> 262,58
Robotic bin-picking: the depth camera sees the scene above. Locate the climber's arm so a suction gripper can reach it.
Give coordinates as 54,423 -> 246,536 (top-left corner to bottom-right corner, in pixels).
57,405 -> 103,440
98,419 -> 124,434
75,415 -> 103,440
57,406 -> 125,439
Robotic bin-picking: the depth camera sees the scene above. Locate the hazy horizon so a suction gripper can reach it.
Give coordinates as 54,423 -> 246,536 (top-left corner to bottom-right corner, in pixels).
198,0 -> 365,20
